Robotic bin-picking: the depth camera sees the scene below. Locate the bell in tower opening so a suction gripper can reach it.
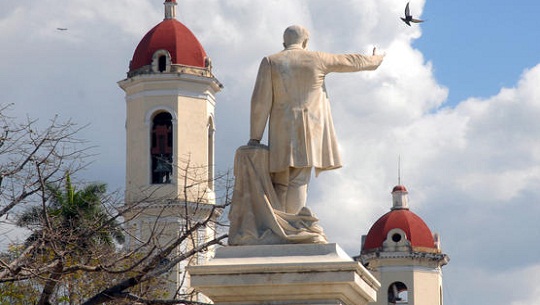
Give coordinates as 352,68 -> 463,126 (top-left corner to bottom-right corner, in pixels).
151,112 -> 173,184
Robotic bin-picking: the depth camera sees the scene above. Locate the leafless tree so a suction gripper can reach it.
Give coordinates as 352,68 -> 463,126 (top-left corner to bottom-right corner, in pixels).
0,105 -> 232,305
0,104 -> 89,221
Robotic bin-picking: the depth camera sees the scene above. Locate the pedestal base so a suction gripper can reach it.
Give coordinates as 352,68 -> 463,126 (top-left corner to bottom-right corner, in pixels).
188,243 -> 380,305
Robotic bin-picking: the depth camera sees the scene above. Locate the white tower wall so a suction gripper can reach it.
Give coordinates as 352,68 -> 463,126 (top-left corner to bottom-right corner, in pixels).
120,74 -> 220,204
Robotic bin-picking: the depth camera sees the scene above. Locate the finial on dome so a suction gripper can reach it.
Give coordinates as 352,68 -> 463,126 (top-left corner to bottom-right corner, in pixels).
164,0 -> 177,20
391,185 -> 409,210
397,155 -> 401,185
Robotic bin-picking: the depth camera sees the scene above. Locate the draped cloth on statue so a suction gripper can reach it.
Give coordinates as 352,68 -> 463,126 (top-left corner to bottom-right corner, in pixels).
228,145 -> 327,245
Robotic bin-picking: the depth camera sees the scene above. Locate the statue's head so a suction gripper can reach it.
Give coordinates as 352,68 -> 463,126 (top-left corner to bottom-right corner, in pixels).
283,25 -> 309,49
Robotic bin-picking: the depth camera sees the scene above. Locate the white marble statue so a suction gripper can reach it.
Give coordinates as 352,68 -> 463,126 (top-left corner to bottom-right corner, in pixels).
228,25 -> 384,245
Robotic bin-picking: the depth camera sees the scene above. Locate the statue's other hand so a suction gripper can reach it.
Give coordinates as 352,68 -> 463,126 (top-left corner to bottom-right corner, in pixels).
373,46 -> 386,57
248,139 -> 261,146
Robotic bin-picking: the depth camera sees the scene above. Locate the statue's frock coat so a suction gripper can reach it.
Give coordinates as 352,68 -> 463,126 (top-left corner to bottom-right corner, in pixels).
250,46 -> 384,173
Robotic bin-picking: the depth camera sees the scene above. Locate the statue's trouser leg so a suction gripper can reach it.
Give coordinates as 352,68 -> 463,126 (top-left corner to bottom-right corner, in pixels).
272,167 -> 312,214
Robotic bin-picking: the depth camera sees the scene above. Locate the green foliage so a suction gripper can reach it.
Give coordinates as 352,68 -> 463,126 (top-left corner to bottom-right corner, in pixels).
7,172 -> 126,304
0,247 -> 170,304
16,172 -> 124,252
0,281 -> 40,304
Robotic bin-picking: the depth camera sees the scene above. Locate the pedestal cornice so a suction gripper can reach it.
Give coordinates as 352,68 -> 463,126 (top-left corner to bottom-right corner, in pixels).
188,243 -> 380,305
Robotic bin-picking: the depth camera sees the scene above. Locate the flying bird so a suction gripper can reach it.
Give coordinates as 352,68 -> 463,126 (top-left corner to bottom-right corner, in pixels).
56,27 -> 68,31
400,2 -> 424,26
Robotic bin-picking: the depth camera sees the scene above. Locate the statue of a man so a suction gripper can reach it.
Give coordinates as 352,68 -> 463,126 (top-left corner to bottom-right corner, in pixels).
248,25 -> 384,214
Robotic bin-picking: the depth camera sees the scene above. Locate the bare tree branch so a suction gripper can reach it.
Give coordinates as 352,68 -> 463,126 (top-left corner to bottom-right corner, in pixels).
0,105 -> 234,304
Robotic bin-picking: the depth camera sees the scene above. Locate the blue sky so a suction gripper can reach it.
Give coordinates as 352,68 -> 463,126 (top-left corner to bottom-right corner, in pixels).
415,0 -> 540,106
1,1 -> 540,305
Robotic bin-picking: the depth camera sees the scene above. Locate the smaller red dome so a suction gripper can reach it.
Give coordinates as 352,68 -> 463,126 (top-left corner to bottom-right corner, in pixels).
363,209 -> 435,252
392,185 -> 408,192
129,19 -> 207,72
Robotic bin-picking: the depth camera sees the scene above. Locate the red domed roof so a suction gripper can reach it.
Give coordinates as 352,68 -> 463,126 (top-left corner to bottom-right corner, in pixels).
363,209 -> 435,252
392,185 -> 408,192
129,19 -> 207,72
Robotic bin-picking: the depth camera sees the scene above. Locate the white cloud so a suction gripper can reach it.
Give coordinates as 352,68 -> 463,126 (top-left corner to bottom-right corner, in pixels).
314,63 -> 540,251
1,1 -> 540,304
447,264 -> 540,305
439,65 -> 540,202
509,265 -> 540,305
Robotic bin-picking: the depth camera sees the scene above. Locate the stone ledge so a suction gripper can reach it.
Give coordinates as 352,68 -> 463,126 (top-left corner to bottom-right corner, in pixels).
188,243 -> 380,305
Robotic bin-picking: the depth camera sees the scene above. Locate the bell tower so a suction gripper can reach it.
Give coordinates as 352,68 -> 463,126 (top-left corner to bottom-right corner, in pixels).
118,0 -> 222,297
358,185 -> 449,305
119,0 -> 221,204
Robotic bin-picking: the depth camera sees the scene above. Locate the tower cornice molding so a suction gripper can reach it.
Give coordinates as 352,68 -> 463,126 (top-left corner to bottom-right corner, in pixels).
377,265 -> 442,273
125,199 -> 219,219
122,87 -> 217,107
360,250 -> 449,268
119,71 -> 222,95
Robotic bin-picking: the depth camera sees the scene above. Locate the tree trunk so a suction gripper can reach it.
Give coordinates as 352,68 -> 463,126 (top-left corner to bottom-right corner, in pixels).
37,259 -> 64,305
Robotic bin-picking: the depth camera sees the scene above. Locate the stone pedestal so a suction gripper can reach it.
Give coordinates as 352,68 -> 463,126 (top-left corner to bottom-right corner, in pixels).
188,243 -> 380,305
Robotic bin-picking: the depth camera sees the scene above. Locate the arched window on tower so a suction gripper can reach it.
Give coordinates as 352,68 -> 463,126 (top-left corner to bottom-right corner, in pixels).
158,55 -> 167,72
207,118 -> 215,190
151,112 -> 173,184
151,49 -> 171,73
388,282 -> 408,304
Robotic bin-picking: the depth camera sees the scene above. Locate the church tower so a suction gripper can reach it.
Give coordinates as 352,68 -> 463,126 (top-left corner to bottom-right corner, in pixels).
118,0 -> 222,297
358,185 -> 449,305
